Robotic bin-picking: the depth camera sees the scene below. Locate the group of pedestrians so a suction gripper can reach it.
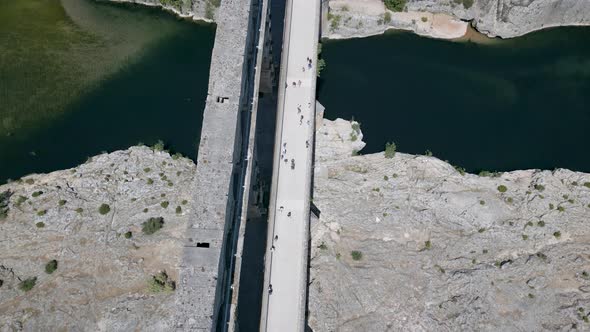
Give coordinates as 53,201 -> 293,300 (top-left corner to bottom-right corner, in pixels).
268,56 -> 316,296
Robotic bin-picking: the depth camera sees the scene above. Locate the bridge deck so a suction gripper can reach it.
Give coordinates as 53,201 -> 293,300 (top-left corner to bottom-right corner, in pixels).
260,0 -> 321,330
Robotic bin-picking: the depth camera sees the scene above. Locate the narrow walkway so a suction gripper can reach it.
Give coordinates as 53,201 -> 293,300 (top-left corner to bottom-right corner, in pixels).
260,0 -> 321,330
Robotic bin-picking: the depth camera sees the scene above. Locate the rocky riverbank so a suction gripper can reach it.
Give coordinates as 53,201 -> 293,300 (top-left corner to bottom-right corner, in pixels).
309,118 -> 590,331
0,147 -> 196,331
324,0 -> 590,40
106,0 -> 218,21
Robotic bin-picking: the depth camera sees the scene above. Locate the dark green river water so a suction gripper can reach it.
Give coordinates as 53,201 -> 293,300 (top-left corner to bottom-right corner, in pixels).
0,0 -> 214,183
318,28 -> 590,173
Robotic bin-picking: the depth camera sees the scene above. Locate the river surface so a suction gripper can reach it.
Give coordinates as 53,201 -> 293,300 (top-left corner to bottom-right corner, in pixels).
0,0 -> 214,183
318,28 -> 590,173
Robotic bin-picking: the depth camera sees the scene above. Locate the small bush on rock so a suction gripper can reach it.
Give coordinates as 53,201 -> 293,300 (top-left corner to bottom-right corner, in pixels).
384,142 -> 396,158
351,250 -> 363,261
99,204 -> 111,215
0,190 -> 11,220
19,277 -> 37,292
384,0 -> 406,12
148,271 -> 175,293
45,260 -> 58,274
142,217 -> 164,235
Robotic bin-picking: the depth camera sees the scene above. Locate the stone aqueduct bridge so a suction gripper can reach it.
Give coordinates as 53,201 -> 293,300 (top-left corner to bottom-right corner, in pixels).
172,0 -> 321,330
173,0 -> 273,329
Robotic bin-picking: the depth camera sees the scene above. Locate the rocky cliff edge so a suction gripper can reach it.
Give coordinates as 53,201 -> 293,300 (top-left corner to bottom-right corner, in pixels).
310,118 -> 590,331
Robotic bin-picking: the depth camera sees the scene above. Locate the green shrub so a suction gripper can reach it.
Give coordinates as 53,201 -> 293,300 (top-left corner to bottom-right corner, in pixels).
384,0 -> 406,12
0,190 -> 11,220
36,222 -> 45,228
319,242 -> 328,250
142,217 -> 164,235
553,231 -> 561,238
19,277 -> 37,291
58,200 -> 67,206
32,191 -> 43,197
479,200 -> 485,205
99,204 -> 111,215
124,231 -> 133,239
424,240 -> 432,249
583,182 -> 590,188
351,250 -> 363,261
453,0 -> 474,9
37,210 -> 47,216
534,184 -> 545,191
159,0 -> 183,9
75,207 -> 83,213
384,142 -> 396,158
181,200 -> 188,205
454,166 -> 466,175
497,185 -> 507,193
160,201 -> 169,209
317,58 -> 326,77
176,206 -> 182,214
15,195 -> 27,207
317,43 -> 326,77
143,208 -> 149,213
537,220 -> 545,227
144,167 -> 151,173
549,203 -> 554,210
557,206 -> 565,212
152,140 -> 165,152
421,16 -> 428,22
172,153 -> 183,160
25,178 -> 35,184
147,271 -> 175,293
383,11 -> 392,24
522,234 -> 528,240
330,14 -> 341,31
147,178 -> 154,185
205,1 -> 215,20
45,260 -> 58,274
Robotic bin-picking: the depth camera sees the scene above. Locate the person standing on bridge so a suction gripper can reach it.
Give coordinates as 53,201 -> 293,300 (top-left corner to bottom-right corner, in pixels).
268,284 -> 273,294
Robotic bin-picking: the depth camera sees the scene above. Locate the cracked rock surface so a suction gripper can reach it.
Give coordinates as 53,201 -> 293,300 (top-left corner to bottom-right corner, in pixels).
309,118 -> 590,331
0,147 -> 195,331
325,0 -> 590,39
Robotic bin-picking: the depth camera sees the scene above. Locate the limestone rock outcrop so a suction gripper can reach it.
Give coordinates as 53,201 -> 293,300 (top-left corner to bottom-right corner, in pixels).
309,118 -> 590,331
108,0 -> 218,21
0,147 -> 195,331
324,0 -> 590,39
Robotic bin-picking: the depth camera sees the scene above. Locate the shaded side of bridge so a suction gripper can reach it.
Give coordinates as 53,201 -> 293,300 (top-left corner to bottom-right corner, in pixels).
173,0 -> 270,329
